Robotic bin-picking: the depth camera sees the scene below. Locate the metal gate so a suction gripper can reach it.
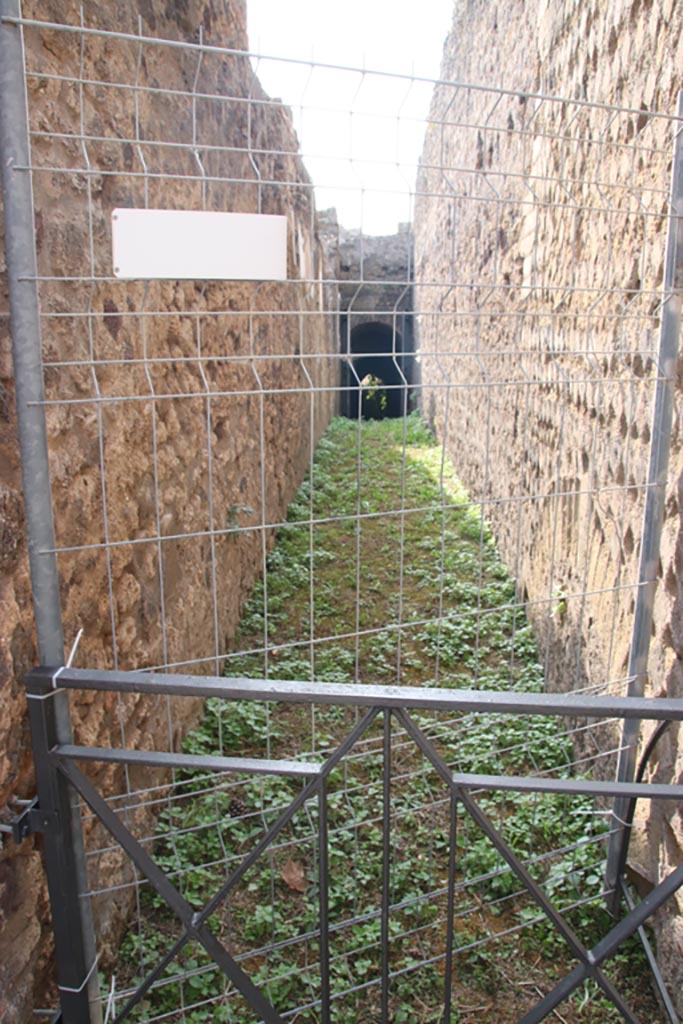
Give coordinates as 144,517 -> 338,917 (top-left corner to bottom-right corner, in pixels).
2,3 -> 683,1023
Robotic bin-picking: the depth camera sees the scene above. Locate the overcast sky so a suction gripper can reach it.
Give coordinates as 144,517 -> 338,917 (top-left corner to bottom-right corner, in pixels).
246,0 -> 454,235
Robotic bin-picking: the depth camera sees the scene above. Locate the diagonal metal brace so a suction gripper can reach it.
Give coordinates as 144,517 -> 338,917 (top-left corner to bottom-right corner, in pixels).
110,707 -> 378,1024
54,709 -> 378,1024
55,756 -> 287,1024
394,708 -> 642,1024
520,863 -> 683,1023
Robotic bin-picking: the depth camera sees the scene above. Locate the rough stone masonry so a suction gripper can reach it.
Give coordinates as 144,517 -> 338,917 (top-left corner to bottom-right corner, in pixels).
415,0 -> 683,1009
0,2 -> 337,1020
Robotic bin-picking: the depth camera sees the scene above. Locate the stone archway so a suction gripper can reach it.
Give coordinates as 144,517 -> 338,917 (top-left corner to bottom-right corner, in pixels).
341,321 -> 412,419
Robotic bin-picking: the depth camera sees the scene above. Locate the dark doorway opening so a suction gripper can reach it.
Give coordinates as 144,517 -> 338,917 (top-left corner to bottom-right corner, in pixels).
341,322 -> 413,420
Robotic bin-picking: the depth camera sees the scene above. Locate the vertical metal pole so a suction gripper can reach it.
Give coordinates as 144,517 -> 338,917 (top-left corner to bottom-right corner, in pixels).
0,5 -> 102,1021
0,0 -> 64,662
318,780 -> 331,1024
380,710 -> 392,1023
605,91 -> 683,909
443,792 -> 458,1024
26,675 -> 103,1024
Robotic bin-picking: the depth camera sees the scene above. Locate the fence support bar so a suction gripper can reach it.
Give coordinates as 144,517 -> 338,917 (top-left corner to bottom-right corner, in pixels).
606,89 -> 683,910
0,3 -> 101,1021
53,744 -> 322,778
26,665 -> 683,720
450,771 -> 683,801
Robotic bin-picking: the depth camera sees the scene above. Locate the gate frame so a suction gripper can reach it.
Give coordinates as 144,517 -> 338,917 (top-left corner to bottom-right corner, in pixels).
24,665 -> 683,1024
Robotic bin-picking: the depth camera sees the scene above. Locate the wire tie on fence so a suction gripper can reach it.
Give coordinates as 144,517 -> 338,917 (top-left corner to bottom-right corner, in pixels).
58,954 -> 98,994
26,688 -> 59,701
50,665 -> 65,690
27,630 -> 84,700
25,666 -> 65,700
66,627 -> 84,668
104,974 -> 116,1024
610,812 -> 632,828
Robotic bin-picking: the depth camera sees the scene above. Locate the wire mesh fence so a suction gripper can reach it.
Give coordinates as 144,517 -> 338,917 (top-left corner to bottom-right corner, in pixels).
2,3 -> 683,1023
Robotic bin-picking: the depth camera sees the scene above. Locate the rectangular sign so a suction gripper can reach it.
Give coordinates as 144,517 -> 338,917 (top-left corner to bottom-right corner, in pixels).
112,208 -> 288,280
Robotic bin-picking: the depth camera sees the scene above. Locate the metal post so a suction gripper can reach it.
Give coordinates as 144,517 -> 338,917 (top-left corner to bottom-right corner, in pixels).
605,90 -> 683,909
26,677 -> 103,1024
0,0 -> 63,663
318,779 -> 331,1024
443,792 -> 458,1024
0,3 -> 101,1021
380,710 -> 392,1023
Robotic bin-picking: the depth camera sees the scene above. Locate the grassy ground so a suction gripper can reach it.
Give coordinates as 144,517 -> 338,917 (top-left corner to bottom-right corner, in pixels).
117,414 -> 662,1024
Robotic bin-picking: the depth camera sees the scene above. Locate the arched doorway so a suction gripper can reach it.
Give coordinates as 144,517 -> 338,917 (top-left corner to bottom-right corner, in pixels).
341,322 -> 412,420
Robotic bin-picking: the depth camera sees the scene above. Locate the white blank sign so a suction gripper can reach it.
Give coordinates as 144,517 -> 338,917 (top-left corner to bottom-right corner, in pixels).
112,208 -> 288,280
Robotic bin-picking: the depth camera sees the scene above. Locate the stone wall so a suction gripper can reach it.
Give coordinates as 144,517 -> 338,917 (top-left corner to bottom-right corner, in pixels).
337,219 -> 413,319
414,0 -> 683,1007
0,3 -> 336,1020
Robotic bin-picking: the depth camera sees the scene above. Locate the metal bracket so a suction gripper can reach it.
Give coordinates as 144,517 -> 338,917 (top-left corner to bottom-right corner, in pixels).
8,796 -> 54,843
